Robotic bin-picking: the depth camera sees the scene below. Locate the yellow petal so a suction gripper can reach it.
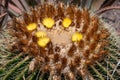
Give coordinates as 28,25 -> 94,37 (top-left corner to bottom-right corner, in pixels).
42,18 -> 55,28
62,18 -> 72,28
72,32 -> 83,42
37,37 -> 50,47
26,23 -> 37,31
35,31 -> 47,38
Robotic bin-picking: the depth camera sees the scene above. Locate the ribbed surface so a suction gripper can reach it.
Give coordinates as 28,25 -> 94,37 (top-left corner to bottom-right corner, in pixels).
0,41 -> 120,80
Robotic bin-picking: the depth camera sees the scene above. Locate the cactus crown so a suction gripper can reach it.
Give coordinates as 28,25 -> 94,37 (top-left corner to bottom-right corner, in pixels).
11,2 -> 110,80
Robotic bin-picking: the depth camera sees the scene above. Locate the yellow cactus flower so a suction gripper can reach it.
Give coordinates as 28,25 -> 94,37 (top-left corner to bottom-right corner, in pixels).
26,23 -> 37,31
42,18 -> 55,28
62,18 -> 72,28
35,31 -> 47,38
72,32 -> 83,42
37,37 -> 50,47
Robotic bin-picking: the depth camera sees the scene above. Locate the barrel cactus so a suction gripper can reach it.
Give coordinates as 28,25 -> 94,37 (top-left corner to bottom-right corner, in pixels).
0,1 -> 120,80
8,1 -> 110,80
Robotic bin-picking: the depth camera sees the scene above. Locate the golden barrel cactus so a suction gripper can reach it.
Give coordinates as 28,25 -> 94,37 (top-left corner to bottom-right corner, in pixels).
10,2 -> 110,80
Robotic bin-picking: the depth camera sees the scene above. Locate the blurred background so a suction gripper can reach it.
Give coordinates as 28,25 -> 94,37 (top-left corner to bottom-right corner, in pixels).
0,0 -> 120,80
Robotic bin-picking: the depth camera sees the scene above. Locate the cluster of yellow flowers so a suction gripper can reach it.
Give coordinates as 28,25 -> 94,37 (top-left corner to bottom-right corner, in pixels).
26,22 -> 50,47
42,17 -> 72,28
26,17 -> 83,47
26,17 -> 72,30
